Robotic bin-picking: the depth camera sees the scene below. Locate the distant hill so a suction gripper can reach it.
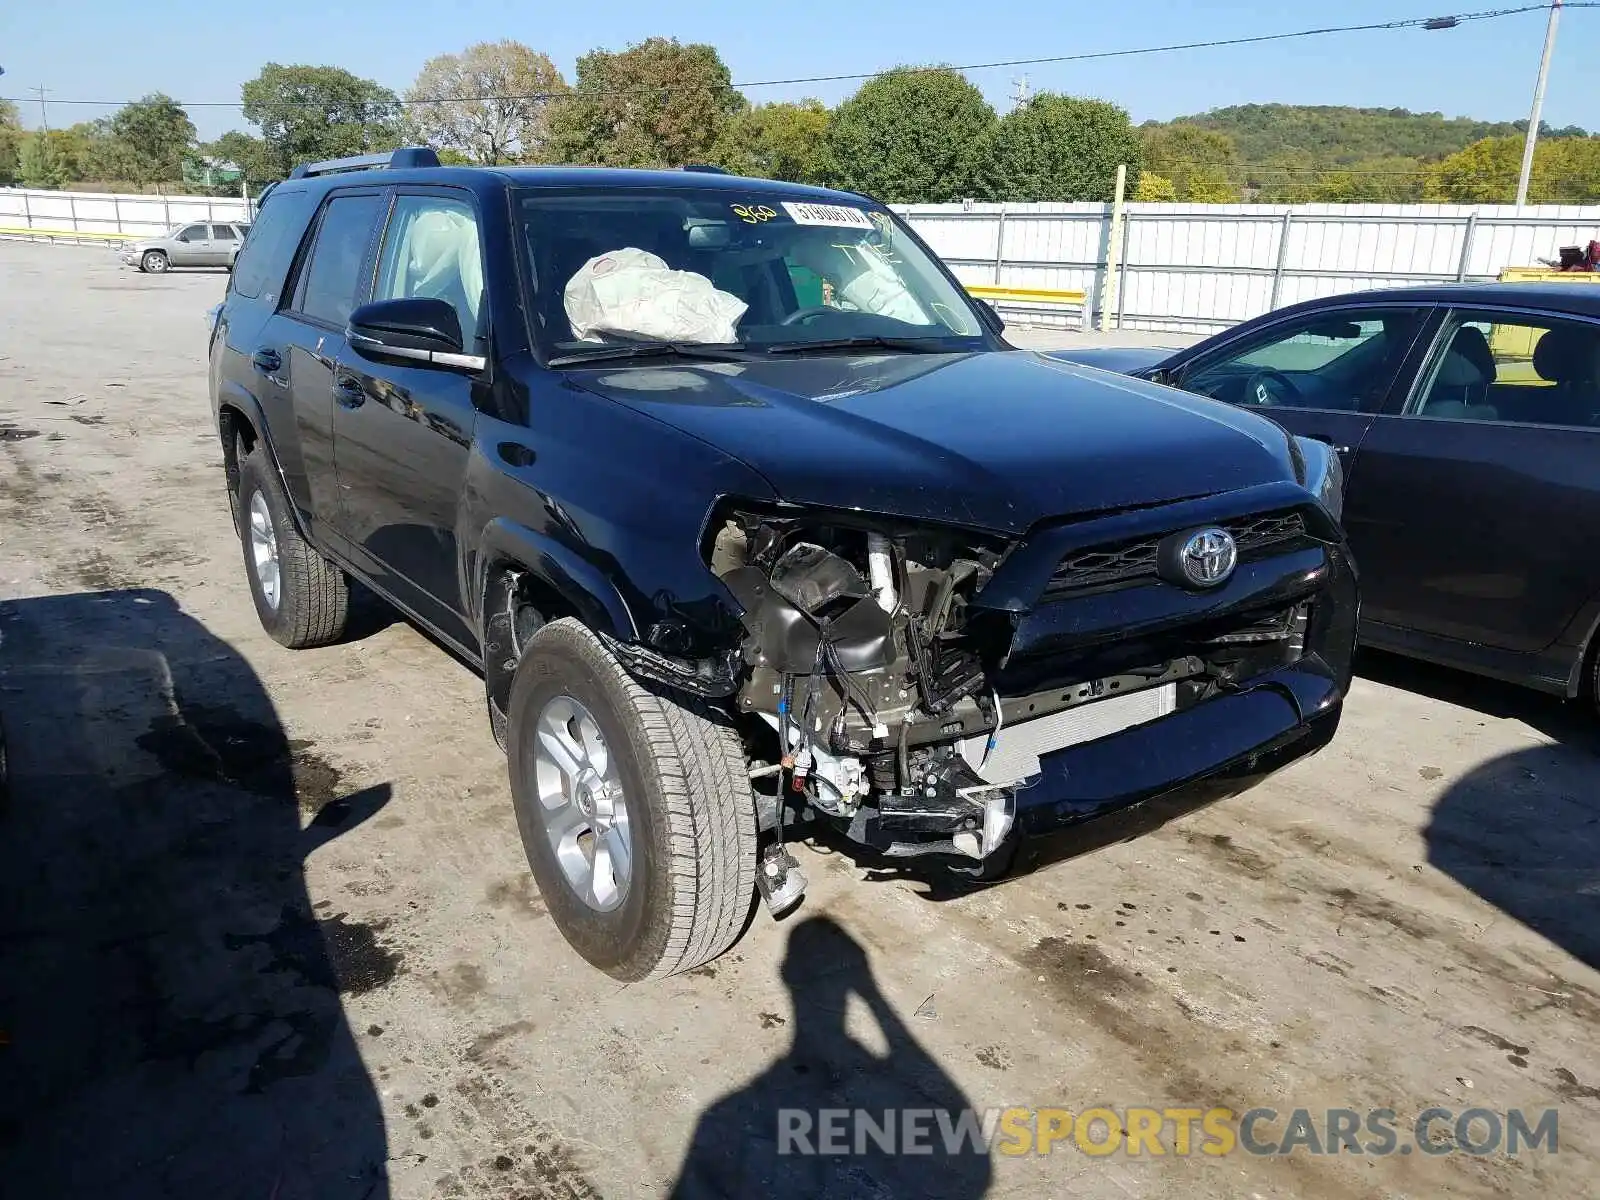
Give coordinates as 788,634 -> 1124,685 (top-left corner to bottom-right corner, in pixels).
1146,103 -> 1587,167
1137,104 -> 1593,203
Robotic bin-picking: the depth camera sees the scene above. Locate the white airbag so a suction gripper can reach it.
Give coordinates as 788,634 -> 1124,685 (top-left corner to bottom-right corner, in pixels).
564,247 -> 747,344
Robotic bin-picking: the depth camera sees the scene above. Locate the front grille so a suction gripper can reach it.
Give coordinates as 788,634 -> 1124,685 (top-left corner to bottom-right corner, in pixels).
1047,510 -> 1308,597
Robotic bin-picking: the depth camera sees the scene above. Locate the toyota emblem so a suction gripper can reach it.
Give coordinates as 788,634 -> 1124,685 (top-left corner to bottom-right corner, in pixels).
1177,527 -> 1237,588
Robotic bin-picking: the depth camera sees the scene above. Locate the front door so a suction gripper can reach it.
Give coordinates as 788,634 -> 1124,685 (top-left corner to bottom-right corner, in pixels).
169,223 -> 213,266
1340,307 -> 1600,654
331,188 -> 485,649
1169,303 -> 1434,478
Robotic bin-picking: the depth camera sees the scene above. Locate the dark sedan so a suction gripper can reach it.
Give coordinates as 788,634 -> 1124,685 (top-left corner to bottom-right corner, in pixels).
1052,283 -> 1600,709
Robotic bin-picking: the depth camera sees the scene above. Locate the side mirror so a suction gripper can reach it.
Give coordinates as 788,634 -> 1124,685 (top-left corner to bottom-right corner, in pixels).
347,297 -> 484,372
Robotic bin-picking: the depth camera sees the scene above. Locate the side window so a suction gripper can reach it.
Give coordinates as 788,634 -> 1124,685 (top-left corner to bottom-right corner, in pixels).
296,193 -> 384,329
372,194 -> 485,345
211,224 -> 237,241
1410,312 -> 1600,428
175,224 -> 209,243
1180,307 -> 1428,413
230,189 -> 310,301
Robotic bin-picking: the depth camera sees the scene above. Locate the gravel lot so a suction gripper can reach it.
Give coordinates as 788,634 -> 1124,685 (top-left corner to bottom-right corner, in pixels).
1,240 -> 1597,1199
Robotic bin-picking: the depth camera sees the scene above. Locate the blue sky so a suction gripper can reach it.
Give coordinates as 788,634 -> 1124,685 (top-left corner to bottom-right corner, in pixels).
2,0 -> 1594,140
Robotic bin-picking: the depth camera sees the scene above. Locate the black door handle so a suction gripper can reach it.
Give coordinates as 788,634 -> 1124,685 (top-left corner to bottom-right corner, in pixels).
497,442 -> 536,468
333,375 -> 366,408
251,348 -> 281,373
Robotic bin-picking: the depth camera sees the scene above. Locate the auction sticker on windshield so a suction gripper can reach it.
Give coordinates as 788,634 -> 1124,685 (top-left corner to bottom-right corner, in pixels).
782,201 -> 876,229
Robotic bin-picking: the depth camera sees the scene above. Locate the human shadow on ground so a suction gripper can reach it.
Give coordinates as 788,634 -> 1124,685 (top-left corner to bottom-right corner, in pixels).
0,588 -> 392,1199
670,915 -> 992,1199
1426,743 -> 1600,972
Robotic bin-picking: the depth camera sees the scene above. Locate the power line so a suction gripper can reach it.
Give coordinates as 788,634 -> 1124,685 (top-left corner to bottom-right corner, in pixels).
4,4 -> 1593,112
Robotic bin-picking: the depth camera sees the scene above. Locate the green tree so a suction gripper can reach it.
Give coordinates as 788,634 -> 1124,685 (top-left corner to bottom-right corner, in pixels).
109,93 -> 196,187
0,101 -> 22,186
19,131 -> 68,189
69,119 -> 137,182
1141,124 -> 1240,202
1134,170 -> 1176,202
981,94 -> 1140,202
1424,135 -> 1600,203
202,130 -> 275,190
548,38 -> 744,167
241,63 -> 402,179
405,40 -> 567,164
825,67 -> 996,203
714,99 -> 830,183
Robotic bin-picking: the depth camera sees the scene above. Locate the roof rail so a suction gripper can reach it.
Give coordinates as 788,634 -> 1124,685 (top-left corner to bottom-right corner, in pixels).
288,146 -> 441,180
680,163 -> 730,174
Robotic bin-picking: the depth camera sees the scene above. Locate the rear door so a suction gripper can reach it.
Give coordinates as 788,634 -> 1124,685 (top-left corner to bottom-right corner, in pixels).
330,187 -> 486,647
1167,303 -> 1434,476
210,223 -> 240,267
1339,306 -> 1600,653
263,188 -> 387,534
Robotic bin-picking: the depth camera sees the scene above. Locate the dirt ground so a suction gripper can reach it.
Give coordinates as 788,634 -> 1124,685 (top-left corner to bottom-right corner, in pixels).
1,240 -> 1597,1199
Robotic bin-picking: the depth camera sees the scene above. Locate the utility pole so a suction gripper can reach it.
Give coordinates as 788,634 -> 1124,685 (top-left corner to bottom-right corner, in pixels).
32,84 -> 50,133
1010,74 -> 1030,113
1515,0 -> 1562,208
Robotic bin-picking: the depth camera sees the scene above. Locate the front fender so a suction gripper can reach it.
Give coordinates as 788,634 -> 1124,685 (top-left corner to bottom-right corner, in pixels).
474,517 -> 639,641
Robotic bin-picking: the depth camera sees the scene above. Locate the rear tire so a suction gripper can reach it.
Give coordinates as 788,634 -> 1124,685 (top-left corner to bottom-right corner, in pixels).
236,446 -> 349,648
141,250 -> 169,274
507,619 -> 757,980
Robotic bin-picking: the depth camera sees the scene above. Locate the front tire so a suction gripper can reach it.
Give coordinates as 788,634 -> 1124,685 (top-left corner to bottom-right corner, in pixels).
141,250 -> 169,274
507,619 -> 757,981
236,446 -> 349,648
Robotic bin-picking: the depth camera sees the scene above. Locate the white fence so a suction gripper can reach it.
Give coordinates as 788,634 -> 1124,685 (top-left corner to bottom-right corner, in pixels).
898,201 -> 1600,333
0,187 -> 253,243
5,186 -> 1599,334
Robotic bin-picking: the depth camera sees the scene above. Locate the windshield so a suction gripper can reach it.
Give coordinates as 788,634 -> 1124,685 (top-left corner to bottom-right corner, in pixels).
515,186 -> 989,359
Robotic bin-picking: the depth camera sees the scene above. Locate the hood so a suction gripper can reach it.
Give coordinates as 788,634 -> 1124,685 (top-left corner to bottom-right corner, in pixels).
569,350 -> 1297,536
1037,346 -> 1176,376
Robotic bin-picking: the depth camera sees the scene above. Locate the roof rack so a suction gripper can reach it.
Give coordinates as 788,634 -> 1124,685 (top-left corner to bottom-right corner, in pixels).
680,163 -> 730,175
288,147 -> 441,180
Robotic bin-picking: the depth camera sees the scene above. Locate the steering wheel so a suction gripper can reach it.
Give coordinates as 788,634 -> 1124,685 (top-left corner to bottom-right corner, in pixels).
1240,368 -> 1301,407
780,305 -> 844,327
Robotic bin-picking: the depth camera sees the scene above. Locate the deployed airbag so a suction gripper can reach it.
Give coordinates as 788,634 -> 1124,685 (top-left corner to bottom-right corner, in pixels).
564,247 -> 748,344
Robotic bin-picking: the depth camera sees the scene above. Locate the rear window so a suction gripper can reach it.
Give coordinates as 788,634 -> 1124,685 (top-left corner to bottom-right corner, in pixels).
230,189 -> 313,301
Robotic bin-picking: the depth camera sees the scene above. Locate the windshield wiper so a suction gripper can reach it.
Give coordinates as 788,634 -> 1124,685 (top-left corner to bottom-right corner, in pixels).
548,341 -> 751,367
761,335 -> 963,356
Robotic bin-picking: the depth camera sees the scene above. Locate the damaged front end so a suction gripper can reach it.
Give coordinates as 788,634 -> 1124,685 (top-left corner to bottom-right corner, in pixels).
710,506 -> 1022,867
703,488 -> 1353,882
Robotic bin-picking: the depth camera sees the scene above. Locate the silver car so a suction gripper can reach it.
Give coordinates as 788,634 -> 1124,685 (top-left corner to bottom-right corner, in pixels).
120,221 -> 251,274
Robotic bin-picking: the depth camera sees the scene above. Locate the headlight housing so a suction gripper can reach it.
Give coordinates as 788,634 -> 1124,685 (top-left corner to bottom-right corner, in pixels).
1293,436 -> 1345,523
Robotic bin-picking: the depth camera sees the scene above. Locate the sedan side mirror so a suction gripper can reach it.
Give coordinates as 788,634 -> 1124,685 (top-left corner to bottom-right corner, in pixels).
347,297 -> 484,372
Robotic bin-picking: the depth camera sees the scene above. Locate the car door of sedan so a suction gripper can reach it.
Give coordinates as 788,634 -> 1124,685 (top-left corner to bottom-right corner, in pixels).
1335,305 -> 1600,661
1165,302 -> 1435,479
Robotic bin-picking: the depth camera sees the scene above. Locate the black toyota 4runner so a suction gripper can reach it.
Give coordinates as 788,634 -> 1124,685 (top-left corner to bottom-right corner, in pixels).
209,148 -> 1357,980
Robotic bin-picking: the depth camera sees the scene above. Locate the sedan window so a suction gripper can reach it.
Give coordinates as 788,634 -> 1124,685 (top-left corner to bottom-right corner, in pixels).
1179,307 -> 1427,414
1410,313 -> 1600,427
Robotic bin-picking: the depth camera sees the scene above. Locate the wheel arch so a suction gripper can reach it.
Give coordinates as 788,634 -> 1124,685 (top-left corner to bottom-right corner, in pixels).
476,519 -> 641,725
216,392 -> 313,544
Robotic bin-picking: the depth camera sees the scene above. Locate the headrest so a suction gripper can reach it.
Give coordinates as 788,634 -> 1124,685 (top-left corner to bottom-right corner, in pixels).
1533,327 -> 1600,386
